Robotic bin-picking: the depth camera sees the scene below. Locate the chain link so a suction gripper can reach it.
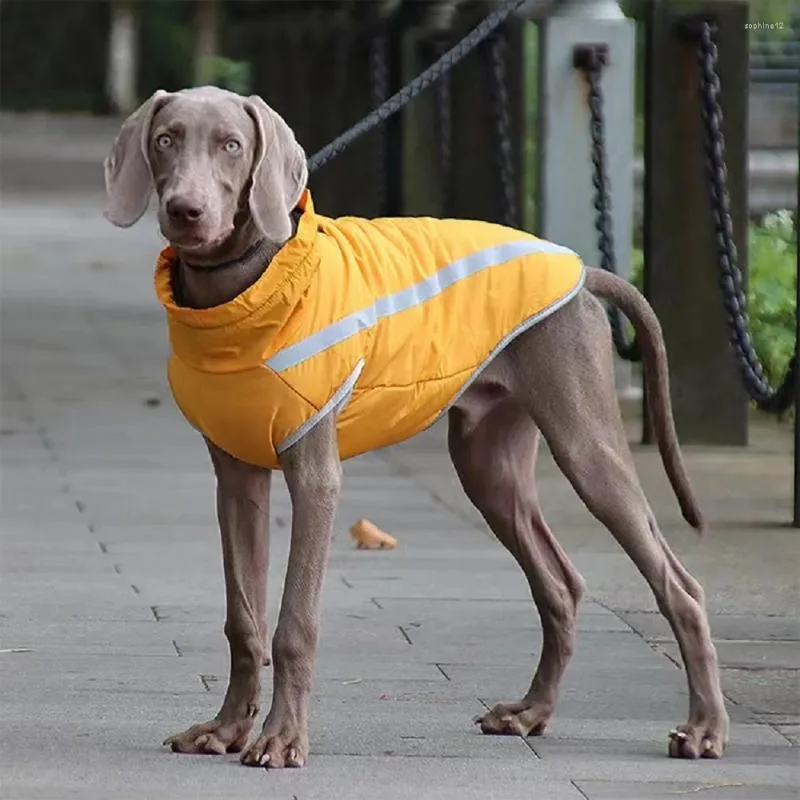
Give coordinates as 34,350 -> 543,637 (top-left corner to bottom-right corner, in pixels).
486,29 -> 518,228
576,47 -> 641,362
307,0 -> 527,173
693,21 -> 795,413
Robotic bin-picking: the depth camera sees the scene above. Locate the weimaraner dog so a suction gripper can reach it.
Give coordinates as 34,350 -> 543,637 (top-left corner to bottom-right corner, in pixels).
103,86 -> 728,768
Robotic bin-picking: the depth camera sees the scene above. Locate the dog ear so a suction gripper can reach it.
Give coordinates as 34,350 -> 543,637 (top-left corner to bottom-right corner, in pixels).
243,96 -> 308,242
103,90 -> 173,228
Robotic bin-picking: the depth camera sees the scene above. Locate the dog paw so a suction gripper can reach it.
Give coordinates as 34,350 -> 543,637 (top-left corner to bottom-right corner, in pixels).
241,728 -> 308,769
163,717 -> 254,755
474,701 -> 552,737
668,718 -> 728,759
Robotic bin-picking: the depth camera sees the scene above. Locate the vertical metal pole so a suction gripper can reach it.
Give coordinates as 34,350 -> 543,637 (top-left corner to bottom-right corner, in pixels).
384,19 -> 404,217
794,124 -> 800,527
449,7 -> 525,224
370,27 -> 391,216
398,20 -> 452,216
641,0 -> 654,446
194,0 -> 220,86
106,0 -> 139,114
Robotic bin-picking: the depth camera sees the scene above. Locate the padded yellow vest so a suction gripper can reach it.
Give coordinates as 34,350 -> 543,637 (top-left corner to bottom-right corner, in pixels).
155,190 -> 585,470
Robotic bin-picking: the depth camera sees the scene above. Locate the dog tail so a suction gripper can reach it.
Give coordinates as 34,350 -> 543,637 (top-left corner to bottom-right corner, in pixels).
585,267 -> 706,534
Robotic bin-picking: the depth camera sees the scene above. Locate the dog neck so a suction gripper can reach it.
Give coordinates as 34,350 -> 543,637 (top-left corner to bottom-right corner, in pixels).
171,212 -> 299,310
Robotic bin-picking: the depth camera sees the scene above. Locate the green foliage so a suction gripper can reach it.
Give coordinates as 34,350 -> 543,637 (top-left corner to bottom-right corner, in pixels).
630,211 -> 797,400
199,57 -> 252,96
748,0 -> 796,26
621,0 -> 796,24
749,210 -> 797,387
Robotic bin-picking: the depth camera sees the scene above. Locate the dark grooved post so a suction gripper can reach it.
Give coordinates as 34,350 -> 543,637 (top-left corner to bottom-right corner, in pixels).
643,0 -> 749,445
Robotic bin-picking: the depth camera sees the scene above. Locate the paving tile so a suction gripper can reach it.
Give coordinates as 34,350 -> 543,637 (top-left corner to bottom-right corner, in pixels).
0,599 -> 155,624
721,668 -> 800,717
618,611 -> 800,642
575,780 -> 799,799
659,639 -> 800,670
308,697 -> 536,760
773,724 -> 800,746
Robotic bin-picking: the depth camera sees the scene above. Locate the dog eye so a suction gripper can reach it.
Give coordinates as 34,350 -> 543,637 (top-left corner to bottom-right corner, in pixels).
223,139 -> 241,154
155,134 -> 173,149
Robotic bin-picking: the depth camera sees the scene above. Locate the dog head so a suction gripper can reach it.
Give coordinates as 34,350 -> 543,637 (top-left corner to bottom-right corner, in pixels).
103,86 -> 308,254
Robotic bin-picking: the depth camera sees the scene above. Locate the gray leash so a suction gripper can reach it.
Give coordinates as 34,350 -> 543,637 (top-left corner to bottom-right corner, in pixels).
307,0 -> 529,174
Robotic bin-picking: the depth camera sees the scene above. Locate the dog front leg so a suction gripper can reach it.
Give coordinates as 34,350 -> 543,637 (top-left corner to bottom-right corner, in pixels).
241,413 -> 341,769
164,441 -> 271,755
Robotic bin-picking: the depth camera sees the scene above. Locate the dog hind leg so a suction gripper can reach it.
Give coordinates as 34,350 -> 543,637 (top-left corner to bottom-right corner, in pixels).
507,294 -> 728,758
448,395 -> 585,737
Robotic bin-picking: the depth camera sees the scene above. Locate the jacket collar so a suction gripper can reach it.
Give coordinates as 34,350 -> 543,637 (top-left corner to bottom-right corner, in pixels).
154,189 -> 320,332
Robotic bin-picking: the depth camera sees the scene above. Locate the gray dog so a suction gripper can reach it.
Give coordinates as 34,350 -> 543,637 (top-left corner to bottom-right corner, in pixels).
103,86 -> 728,769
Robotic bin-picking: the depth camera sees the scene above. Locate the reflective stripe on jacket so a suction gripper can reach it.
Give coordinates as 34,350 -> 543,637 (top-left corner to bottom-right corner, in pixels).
155,190 -> 585,469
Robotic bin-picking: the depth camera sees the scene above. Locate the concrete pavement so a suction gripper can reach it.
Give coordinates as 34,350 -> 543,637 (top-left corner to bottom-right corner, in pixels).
1,183 -> 798,798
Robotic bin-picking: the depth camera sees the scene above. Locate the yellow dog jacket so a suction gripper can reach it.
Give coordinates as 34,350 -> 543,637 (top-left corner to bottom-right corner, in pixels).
155,190 -> 585,469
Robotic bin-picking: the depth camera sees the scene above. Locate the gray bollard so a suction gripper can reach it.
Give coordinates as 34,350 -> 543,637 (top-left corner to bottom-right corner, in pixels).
536,0 -> 636,398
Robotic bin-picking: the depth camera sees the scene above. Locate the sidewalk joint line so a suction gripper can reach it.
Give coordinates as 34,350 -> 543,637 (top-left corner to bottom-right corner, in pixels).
571,779 -> 590,799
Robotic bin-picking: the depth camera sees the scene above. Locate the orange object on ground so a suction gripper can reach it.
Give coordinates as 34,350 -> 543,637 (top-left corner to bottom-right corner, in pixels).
350,519 -> 397,550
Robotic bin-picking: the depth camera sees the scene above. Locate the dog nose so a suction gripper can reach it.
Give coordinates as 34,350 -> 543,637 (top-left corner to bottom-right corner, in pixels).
166,197 -> 205,224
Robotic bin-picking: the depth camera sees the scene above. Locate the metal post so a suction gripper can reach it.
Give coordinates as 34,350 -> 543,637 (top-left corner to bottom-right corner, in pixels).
536,0 -> 636,397
794,122 -> 800,527
106,0 -> 139,114
448,6 -> 526,224
193,0 -> 220,86
643,0 -> 749,445
398,14 -> 455,216
384,19 -> 404,217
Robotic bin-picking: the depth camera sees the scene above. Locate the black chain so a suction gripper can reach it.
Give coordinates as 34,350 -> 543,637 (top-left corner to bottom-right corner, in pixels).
691,20 -> 795,413
433,35 -> 454,217
369,29 -> 390,215
575,45 -> 641,362
486,29 -> 518,228
307,0 -> 527,173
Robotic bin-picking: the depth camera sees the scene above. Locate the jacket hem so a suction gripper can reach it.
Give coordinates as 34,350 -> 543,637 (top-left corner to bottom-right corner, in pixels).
436,262 -> 587,419
275,359 -> 365,456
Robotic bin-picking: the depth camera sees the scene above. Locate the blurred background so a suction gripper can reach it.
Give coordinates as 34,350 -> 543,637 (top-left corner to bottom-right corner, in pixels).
1,0 -> 796,212
1,0 -> 796,404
